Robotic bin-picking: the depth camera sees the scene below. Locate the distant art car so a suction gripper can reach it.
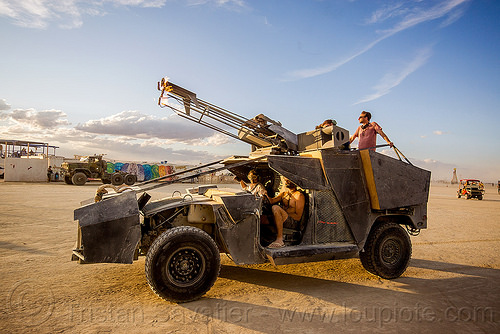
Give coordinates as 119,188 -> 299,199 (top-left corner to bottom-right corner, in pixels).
457,179 -> 484,200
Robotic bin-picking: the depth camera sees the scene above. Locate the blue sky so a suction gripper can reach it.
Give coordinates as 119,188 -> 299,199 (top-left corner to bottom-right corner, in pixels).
0,0 -> 499,181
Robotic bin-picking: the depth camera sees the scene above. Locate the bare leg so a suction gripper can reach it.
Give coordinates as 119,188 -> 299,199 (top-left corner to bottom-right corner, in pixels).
270,205 -> 288,245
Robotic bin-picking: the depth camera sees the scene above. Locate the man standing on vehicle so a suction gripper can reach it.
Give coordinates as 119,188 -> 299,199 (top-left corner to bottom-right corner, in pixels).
265,177 -> 305,248
349,111 -> 393,151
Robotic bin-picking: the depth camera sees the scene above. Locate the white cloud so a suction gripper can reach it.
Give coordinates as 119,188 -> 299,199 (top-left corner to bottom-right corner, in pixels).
433,130 -> 443,135
0,0 -> 246,28
111,0 -> 166,7
0,0 -> 88,29
1,107 -> 69,128
366,2 -> 406,25
285,0 -> 469,80
187,0 -> 246,9
354,46 -> 432,104
0,97 -> 238,144
0,99 -> 11,111
191,132 -> 233,146
52,134 -> 225,164
0,107 -> 233,164
74,110 -> 223,144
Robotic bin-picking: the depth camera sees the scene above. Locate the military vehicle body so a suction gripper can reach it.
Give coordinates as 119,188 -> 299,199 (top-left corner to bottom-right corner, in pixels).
71,79 -> 431,303
62,155 -> 137,186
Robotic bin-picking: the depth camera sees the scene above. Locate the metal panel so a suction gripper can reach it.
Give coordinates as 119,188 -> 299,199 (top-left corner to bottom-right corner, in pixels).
74,191 -> 141,264
368,151 -> 431,209
264,243 -> 358,265
214,193 -> 262,222
321,149 -> 372,244
215,207 -> 265,264
313,190 -> 354,244
267,155 -> 329,190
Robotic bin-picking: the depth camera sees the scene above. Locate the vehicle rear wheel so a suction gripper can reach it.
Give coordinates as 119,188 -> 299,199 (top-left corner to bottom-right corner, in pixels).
124,174 -> 136,185
72,172 -> 87,186
111,173 -> 124,185
478,195 -> 483,200
145,226 -> 220,303
360,222 -> 411,279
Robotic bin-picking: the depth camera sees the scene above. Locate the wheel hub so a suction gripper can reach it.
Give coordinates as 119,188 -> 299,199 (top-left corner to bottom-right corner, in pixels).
166,248 -> 204,286
381,239 -> 401,265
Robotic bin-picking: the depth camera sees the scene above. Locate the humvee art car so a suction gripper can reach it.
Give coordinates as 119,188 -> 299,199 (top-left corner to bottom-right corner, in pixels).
71,79 -> 431,303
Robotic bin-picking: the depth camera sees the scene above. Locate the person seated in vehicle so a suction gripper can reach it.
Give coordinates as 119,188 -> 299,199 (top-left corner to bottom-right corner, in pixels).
236,169 -> 272,225
265,177 -> 305,248
236,169 -> 267,197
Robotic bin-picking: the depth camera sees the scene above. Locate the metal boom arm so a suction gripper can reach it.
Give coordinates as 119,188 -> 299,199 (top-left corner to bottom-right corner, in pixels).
157,77 -> 298,153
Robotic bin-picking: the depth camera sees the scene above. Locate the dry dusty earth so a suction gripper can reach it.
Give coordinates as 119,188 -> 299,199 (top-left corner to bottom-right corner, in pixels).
0,181 -> 499,333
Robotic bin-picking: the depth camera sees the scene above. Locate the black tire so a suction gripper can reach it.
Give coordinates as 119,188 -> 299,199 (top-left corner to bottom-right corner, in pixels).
72,172 -> 87,186
124,174 -> 136,186
478,195 -> 483,200
64,175 -> 73,185
145,226 -> 220,303
360,222 -> 412,279
111,173 -> 124,185
457,193 -> 461,198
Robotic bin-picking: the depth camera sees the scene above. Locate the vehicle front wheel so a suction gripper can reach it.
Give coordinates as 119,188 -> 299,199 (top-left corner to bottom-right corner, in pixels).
360,222 -> 412,279
72,172 -> 87,186
64,175 -> 73,185
145,226 -> 220,303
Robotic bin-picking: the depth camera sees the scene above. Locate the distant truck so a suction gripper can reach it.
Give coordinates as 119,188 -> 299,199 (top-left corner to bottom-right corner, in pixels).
61,155 -> 137,186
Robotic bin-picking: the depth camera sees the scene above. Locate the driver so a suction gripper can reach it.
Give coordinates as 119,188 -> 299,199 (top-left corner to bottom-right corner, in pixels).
265,177 -> 305,248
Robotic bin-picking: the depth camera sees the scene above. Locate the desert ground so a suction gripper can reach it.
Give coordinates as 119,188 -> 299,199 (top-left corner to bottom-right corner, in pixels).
0,180 -> 499,333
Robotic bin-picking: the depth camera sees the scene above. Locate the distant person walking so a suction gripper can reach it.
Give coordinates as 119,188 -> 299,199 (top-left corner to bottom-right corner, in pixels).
47,166 -> 53,182
349,111 -> 393,151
